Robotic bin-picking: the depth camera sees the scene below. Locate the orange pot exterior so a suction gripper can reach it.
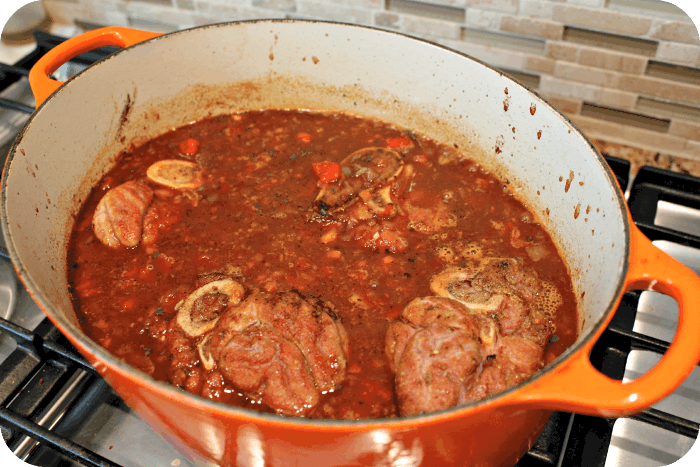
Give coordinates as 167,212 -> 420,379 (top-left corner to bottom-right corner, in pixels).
34,213 -> 700,466
9,24 -> 700,467
57,331 -> 553,467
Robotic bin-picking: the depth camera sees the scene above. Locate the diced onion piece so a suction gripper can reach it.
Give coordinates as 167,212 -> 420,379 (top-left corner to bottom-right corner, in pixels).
526,244 -> 547,262
320,226 -> 338,244
179,138 -> 200,155
147,160 -> 203,190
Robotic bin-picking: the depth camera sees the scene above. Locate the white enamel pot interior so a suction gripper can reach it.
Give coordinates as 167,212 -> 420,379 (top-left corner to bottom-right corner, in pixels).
3,20 -> 700,467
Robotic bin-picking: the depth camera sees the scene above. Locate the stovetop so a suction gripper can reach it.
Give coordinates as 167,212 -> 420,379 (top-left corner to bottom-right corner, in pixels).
0,32 -> 698,467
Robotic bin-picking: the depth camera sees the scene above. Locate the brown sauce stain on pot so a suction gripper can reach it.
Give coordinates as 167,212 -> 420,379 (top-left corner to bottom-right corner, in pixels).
117,93 -> 134,138
574,203 -> 581,219
559,176 -> 563,182
586,205 -> 591,214
530,104 -> 536,115
565,171 -> 574,193
537,130 -> 542,140
312,56 -> 319,64
269,53 -> 274,61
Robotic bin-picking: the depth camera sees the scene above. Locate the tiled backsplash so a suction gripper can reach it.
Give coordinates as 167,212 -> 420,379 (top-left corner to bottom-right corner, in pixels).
41,0 -> 700,160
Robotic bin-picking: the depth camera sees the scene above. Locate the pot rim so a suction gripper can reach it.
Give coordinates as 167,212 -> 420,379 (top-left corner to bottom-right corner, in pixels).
1,18 -> 631,429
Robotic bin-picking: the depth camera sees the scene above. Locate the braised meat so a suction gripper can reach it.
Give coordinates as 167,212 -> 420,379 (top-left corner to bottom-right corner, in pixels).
385,297 -> 486,415
461,336 -> 545,403
386,260 -> 557,416
92,160 -> 203,248
314,147 -> 404,214
430,258 -> 554,346
92,180 -> 154,248
206,291 -> 349,416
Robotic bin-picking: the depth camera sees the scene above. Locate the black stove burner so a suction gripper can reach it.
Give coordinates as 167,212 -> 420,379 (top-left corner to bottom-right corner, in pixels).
0,32 -> 698,467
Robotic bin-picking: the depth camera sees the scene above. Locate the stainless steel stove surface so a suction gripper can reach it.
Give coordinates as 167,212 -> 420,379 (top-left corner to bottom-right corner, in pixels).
0,34 -> 698,467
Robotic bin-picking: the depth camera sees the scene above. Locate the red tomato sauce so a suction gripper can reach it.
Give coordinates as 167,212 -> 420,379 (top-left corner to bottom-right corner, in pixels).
66,109 -> 578,419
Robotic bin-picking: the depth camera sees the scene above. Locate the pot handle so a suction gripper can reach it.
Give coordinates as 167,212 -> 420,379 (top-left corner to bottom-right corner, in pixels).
507,222 -> 700,417
28,27 -> 163,107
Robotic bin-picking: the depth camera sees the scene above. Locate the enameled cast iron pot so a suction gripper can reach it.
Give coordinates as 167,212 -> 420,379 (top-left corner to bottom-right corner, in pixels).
3,21 -> 700,467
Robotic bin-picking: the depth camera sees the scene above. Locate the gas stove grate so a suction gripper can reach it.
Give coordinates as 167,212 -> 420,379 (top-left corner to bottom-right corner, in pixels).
0,32 -> 698,467
0,316 -> 119,466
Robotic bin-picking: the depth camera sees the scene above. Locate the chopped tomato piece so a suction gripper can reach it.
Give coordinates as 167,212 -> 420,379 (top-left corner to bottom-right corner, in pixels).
326,250 -> 342,259
312,161 -> 342,184
386,135 -> 413,150
118,297 -> 137,312
179,138 -> 200,156
296,131 -> 312,143
378,204 -> 394,218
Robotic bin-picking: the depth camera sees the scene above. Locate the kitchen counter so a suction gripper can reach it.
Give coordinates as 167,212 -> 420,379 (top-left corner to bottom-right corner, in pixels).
592,139 -> 700,178
1,26 -> 698,182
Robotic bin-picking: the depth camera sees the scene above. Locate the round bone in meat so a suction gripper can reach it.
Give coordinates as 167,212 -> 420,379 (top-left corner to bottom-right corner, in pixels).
430,267 -> 505,313
176,279 -> 245,337
315,147 -> 403,212
197,335 -> 216,371
147,159 -> 203,190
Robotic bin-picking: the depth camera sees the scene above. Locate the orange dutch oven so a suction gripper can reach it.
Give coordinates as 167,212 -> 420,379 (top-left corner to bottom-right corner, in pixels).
2,21 -> 700,467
